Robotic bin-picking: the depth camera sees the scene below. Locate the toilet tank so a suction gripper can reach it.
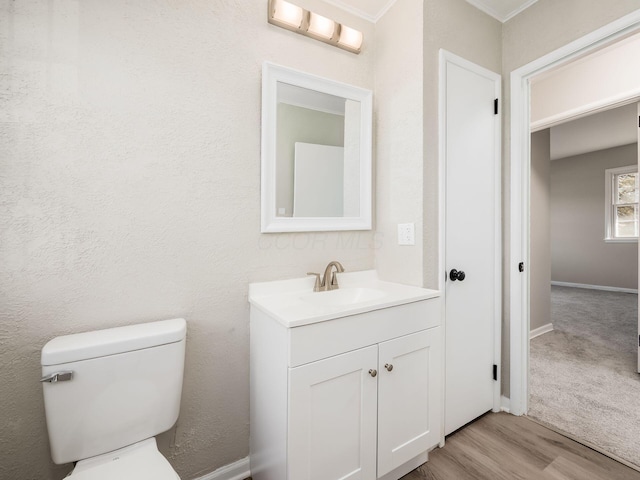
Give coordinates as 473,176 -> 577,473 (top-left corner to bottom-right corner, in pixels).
41,318 -> 186,465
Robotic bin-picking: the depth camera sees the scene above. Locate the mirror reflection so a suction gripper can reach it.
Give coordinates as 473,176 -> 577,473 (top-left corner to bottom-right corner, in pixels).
261,62 -> 372,233
276,82 -> 361,218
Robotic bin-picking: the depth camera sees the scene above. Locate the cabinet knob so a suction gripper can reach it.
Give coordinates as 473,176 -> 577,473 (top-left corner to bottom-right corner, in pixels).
368,369 -> 377,377
384,363 -> 393,372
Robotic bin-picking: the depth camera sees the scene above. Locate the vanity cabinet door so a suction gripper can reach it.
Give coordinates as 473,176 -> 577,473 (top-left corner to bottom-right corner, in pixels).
377,329 -> 442,477
288,345 -> 378,480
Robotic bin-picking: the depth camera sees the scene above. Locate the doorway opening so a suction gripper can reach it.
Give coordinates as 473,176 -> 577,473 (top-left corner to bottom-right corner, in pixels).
527,104 -> 639,467
509,7 -> 640,465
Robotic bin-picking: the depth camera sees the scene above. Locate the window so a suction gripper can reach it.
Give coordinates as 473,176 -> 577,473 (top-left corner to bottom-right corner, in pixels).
605,165 -> 639,242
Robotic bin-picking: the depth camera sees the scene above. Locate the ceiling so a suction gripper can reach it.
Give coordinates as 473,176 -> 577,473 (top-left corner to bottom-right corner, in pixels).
321,0 -> 397,22
464,0 -> 539,22
324,0 -> 538,23
550,103 -> 638,161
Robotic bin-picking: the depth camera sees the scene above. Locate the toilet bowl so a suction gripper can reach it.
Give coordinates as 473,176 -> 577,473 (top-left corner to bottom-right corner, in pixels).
66,439 -> 179,480
40,318 -> 186,479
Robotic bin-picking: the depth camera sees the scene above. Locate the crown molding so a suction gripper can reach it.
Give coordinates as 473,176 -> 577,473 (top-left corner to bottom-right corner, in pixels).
321,0 -> 398,23
465,0 -> 538,23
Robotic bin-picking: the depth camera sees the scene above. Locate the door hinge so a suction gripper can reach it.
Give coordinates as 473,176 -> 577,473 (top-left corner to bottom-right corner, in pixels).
493,364 -> 498,381
494,98 -> 499,115
518,262 -> 524,273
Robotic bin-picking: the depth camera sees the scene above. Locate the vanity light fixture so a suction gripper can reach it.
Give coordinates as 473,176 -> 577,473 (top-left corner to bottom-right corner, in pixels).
267,0 -> 363,54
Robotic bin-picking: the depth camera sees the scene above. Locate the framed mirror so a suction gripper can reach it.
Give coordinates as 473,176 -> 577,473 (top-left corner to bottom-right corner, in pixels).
261,62 -> 372,232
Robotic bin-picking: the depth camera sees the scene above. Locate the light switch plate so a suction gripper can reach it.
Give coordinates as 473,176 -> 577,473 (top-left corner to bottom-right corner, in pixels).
397,223 -> 415,245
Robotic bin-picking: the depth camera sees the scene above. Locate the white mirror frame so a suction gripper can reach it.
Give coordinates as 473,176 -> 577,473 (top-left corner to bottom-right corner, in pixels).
261,62 -> 373,233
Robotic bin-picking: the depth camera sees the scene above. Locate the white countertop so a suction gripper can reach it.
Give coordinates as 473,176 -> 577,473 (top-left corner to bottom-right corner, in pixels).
249,270 -> 440,327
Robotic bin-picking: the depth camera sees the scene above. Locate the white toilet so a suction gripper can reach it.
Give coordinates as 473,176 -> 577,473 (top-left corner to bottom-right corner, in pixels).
40,318 -> 186,479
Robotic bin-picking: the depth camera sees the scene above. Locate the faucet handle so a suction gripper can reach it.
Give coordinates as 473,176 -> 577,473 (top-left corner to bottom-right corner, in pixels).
328,272 -> 339,290
307,272 -> 322,292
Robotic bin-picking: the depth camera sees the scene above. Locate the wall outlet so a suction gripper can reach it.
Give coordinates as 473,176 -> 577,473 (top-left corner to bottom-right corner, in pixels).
397,223 -> 415,245
278,207 -> 286,216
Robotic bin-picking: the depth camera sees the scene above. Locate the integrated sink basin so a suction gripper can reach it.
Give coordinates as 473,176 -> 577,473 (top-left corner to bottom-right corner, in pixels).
299,287 -> 387,307
249,269 -> 440,327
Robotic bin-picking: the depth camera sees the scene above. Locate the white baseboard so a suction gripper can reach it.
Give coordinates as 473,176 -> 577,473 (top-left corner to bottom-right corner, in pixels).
500,395 -> 511,414
530,323 -> 553,339
551,281 -> 638,294
192,457 -> 250,480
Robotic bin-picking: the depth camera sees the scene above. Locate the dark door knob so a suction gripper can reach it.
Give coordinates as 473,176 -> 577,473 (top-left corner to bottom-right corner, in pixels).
449,269 -> 466,281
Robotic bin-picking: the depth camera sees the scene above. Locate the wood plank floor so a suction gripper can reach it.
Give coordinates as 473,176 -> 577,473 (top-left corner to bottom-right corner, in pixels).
402,413 -> 640,480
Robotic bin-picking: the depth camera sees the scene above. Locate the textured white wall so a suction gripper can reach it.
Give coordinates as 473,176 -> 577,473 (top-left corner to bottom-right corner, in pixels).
0,1 -> 375,479
374,0 -> 424,287
503,0 -> 640,71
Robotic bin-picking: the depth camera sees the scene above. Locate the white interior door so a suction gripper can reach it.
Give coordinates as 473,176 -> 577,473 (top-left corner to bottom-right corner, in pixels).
637,102 -> 640,374
293,142 -> 344,217
288,346 -> 377,480
441,51 -> 501,435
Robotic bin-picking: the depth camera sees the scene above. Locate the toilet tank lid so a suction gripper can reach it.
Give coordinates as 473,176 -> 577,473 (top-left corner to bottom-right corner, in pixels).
41,318 -> 186,366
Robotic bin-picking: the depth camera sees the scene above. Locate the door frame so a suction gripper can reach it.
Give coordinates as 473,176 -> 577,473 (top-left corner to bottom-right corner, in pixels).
438,49 -> 503,441
509,10 -> 640,416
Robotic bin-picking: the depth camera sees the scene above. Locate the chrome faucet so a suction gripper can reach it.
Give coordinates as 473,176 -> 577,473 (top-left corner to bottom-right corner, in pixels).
307,261 -> 345,292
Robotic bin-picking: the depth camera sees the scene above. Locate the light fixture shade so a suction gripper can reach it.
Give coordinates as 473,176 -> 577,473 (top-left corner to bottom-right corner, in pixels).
307,12 -> 336,40
338,25 -> 363,52
271,0 -> 304,28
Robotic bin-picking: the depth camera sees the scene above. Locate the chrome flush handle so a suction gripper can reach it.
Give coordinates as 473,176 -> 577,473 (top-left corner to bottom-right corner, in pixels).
40,371 -> 74,383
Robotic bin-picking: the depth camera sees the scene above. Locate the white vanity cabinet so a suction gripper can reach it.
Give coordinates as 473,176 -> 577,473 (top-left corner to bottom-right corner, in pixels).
377,328 -> 441,477
288,344 -> 378,480
249,290 -> 442,480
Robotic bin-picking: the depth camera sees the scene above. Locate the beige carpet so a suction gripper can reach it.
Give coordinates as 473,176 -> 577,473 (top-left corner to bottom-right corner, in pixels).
528,286 -> 640,468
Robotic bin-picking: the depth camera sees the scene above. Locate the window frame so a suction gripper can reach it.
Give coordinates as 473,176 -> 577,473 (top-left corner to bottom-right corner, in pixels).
604,164 -> 639,243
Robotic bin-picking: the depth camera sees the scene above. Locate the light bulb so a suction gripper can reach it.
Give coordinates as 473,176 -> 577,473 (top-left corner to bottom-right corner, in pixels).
338,25 -> 363,52
271,0 -> 304,28
307,12 -> 336,40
